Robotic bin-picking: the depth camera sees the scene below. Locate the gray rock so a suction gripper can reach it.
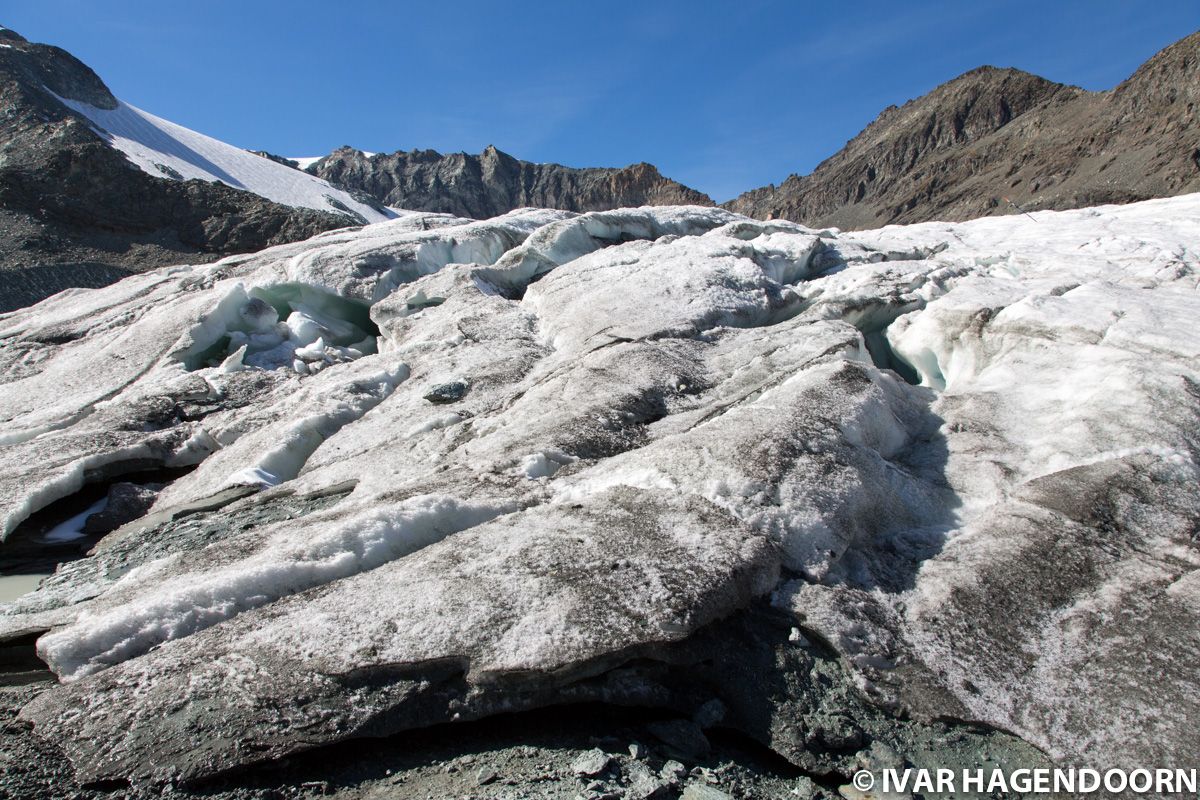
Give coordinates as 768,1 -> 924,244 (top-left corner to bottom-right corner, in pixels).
625,760 -> 668,799
572,749 -> 613,778
806,715 -> 863,751
82,482 -> 162,536
680,785 -> 732,800
660,761 -> 687,783
423,380 -> 469,404
792,776 -> 821,800
646,720 -> 710,763
307,144 -> 712,221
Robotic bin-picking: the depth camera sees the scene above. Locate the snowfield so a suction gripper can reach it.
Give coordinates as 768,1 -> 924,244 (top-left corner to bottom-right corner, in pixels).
0,196 -> 1198,786
55,95 -> 396,224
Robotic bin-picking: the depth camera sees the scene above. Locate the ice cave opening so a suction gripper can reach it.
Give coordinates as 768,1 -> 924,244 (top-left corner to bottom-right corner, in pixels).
177,283 -> 382,374
0,464 -> 198,599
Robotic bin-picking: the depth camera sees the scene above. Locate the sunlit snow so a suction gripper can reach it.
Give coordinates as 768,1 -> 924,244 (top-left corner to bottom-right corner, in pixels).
54,95 -> 395,224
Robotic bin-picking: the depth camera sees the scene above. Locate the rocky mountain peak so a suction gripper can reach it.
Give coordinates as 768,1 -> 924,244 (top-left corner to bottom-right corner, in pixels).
843,64 -> 1071,157
1110,29 -> 1199,110
0,29 -> 351,311
723,62 -> 1070,228
724,29 -> 1200,229
0,26 -> 117,110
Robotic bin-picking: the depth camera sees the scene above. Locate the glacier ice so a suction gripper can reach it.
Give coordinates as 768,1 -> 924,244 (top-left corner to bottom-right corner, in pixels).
0,197 -> 1198,783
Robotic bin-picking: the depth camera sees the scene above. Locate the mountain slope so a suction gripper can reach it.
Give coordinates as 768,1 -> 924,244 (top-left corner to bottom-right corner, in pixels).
55,97 -> 393,224
725,30 -> 1200,228
304,144 -> 713,219
0,27 -> 383,311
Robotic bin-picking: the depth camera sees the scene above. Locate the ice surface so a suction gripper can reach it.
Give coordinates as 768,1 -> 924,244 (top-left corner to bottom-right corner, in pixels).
2,194 -> 1199,782
38,494 -> 520,680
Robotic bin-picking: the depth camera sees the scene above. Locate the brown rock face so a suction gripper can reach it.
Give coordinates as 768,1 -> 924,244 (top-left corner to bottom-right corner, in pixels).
0,28 -> 349,312
308,144 -> 712,219
725,31 -> 1200,229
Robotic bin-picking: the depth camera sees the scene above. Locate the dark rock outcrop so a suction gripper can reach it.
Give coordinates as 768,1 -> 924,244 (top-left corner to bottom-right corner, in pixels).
725,30 -> 1200,228
0,28 -> 349,312
307,144 -> 713,219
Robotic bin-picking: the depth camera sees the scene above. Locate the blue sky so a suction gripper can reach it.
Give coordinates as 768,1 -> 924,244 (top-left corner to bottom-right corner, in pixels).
4,1 -> 1197,201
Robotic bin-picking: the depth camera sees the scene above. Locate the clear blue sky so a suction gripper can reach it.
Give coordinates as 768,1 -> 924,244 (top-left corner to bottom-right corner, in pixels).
4,1 -> 1197,201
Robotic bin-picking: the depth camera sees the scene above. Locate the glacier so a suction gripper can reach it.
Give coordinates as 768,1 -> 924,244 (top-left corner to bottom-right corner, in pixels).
0,195 -> 1197,786
54,94 -> 396,225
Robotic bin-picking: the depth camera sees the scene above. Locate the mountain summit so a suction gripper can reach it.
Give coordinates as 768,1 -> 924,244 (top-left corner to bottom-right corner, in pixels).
725,31 -> 1200,228
0,26 -> 372,311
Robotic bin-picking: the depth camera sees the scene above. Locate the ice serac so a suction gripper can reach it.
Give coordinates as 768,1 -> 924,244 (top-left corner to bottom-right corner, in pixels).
1,195 -> 1199,785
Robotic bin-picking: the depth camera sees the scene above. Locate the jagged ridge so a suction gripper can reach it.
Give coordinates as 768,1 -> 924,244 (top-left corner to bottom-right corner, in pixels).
306,144 -> 713,219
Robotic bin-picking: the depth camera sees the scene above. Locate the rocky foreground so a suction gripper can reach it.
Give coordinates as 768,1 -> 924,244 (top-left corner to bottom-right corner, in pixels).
0,196 -> 1198,798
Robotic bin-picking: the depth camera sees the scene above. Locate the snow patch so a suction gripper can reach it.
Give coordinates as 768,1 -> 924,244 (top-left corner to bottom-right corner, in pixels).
290,156 -> 323,170
405,413 -> 464,438
518,450 -> 577,479
53,94 -> 393,223
193,362 -> 409,497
